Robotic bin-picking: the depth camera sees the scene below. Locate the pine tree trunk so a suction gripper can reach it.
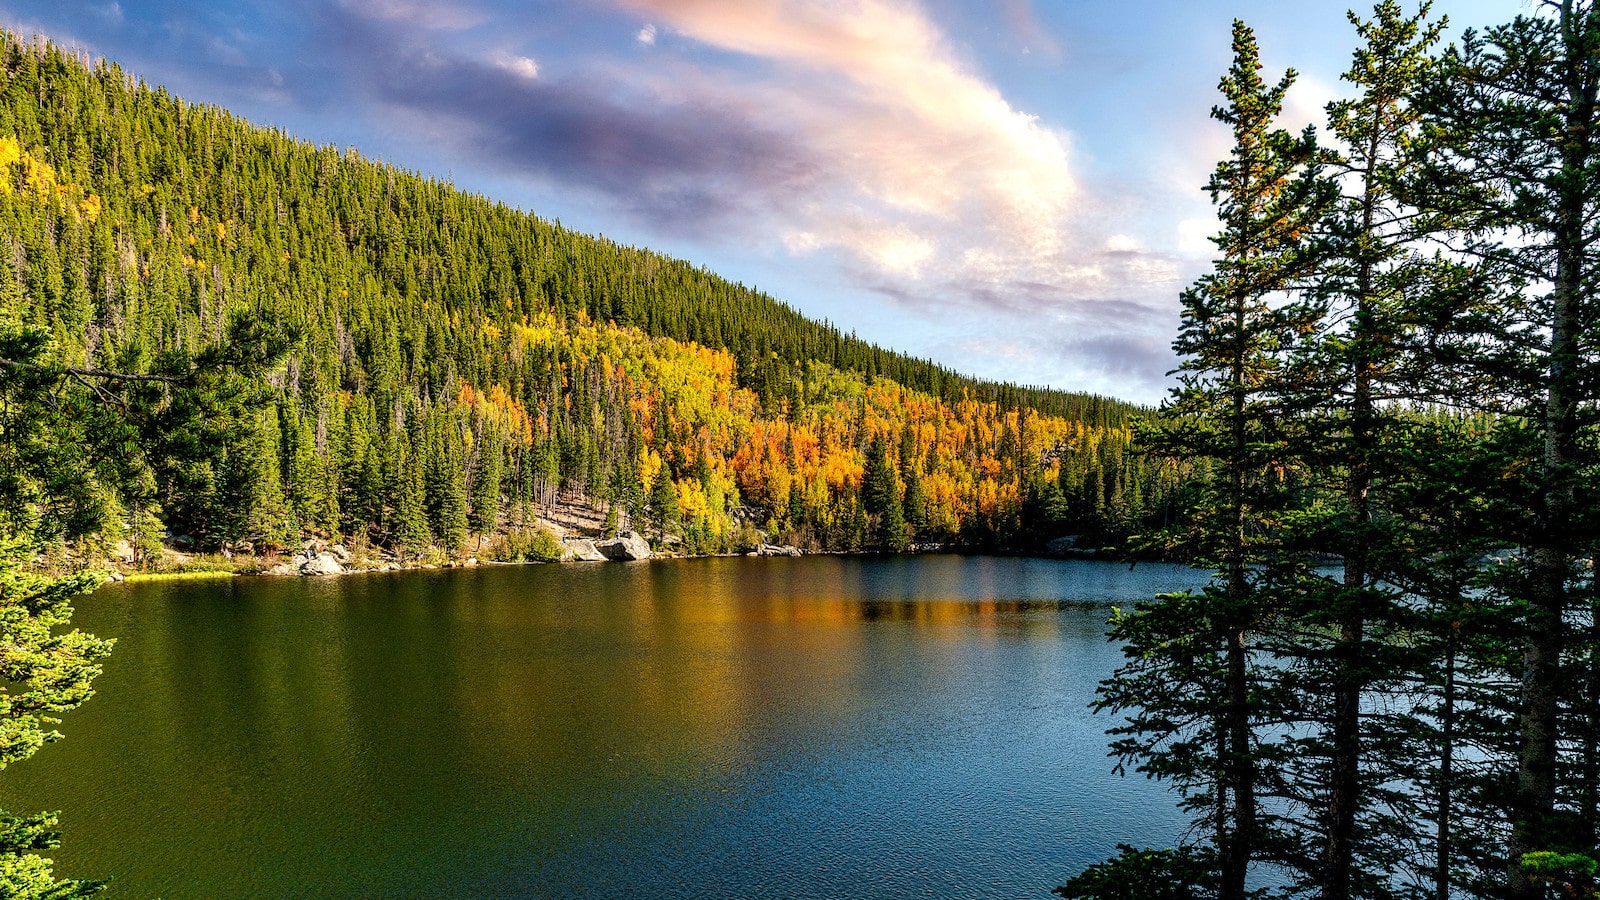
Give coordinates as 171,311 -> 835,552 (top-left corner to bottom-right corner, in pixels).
1223,619 -> 1254,900
1436,622 -> 1458,900
1584,607 -> 1600,854
1326,602 -> 1363,900
1325,137 -> 1381,900
1511,558 -> 1565,900
1509,5 -> 1589,892
1221,300 -> 1254,900
1507,203 -> 1576,900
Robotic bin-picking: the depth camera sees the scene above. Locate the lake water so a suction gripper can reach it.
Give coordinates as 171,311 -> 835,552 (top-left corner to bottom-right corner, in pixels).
1,555 -> 1212,898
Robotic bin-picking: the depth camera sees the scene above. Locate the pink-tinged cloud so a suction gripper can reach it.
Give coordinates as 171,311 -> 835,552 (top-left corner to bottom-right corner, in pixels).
599,0 -> 1192,392
356,0 -> 487,31
610,0 -> 1078,288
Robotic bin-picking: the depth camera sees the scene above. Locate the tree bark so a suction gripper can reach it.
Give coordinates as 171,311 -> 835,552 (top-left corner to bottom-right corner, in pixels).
1436,622 -> 1458,900
1325,118 -> 1383,900
1221,290 -> 1254,900
1508,6 -> 1589,893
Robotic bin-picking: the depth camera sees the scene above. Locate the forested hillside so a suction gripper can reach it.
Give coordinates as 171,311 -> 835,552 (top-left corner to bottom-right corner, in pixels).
0,33 -> 1174,562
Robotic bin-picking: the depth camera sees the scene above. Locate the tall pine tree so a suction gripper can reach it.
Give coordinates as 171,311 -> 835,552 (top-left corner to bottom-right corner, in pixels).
1067,21 -> 1333,899
1413,3 -> 1600,893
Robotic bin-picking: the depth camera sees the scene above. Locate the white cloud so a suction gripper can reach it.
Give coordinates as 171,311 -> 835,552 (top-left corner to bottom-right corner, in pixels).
491,51 -> 539,80
1177,217 -> 1218,257
358,0 -> 486,31
1280,72 -> 1338,134
636,23 -> 657,45
856,222 -> 937,276
612,0 -> 1080,308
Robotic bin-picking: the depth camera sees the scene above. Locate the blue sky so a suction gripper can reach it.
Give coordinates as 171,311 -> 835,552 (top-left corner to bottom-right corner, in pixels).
9,0 -> 1518,404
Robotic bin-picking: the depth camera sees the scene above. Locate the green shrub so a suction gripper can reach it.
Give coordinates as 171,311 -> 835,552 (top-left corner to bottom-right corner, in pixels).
487,528 -> 564,563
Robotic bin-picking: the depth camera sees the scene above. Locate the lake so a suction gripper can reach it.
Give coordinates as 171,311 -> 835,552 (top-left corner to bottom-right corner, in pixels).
1,555 -> 1212,898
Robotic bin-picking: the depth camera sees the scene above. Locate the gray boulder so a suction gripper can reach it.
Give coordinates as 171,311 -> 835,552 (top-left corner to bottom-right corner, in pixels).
562,539 -> 609,562
596,530 -> 652,561
1045,535 -> 1081,554
300,554 -> 344,576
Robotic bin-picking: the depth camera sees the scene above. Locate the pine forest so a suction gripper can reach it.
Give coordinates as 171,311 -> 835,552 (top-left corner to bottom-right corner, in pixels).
0,32 -> 1168,570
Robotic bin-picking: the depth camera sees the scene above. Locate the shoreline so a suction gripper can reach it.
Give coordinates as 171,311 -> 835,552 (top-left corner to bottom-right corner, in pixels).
103,542 -> 1118,585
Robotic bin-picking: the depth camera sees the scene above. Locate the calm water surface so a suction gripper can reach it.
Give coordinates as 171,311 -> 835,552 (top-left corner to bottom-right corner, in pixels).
2,555 -> 1211,898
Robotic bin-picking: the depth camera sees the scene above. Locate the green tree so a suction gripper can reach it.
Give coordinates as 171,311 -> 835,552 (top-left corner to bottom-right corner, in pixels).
1276,5 -> 1445,896
394,444 -> 431,560
469,424 -> 503,548
0,550 -> 110,899
1076,22 -> 1332,899
224,409 -> 291,552
1413,4 -> 1600,894
426,417 -> 469,553
647,468 -> 680,540
861,438 -> 908,551
283,405 -> 338,537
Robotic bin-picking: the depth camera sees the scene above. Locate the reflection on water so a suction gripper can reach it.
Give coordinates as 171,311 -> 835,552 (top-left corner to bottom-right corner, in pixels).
0,555 -> 1209,899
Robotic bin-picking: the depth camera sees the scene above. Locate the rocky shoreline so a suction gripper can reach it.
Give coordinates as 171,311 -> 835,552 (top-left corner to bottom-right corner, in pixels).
106,526 -> 819,582
103,517 -> 1101,582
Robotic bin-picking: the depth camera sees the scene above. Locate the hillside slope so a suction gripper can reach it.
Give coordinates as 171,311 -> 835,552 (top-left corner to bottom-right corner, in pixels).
0,34 -> 1183,560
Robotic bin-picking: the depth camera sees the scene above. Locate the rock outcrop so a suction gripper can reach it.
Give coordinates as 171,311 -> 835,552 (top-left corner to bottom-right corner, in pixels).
756,543 -> 802,557
562,539 -> 609,562
300,554 -> 344,576
1045,535 -> 1082,554
596,530 -> 652,561
268,549 -> 346,576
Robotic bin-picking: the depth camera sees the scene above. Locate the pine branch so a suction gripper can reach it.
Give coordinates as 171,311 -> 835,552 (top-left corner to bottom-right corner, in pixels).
0,358 -> 185,385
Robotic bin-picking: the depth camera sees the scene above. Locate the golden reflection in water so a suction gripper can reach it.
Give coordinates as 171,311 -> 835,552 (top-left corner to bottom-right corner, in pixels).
395,558 -> 1073,793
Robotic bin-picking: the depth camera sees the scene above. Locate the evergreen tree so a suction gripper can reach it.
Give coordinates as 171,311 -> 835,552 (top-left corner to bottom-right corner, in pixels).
1412,4 -> 1600,893
902,463 -> 929,535
1070,22 -> 1332,899
426,417 -> 469,552
225,409 -> 291,552
861,438 -> 908,551
0,549 -> 109,900
1274,5 -> 1445,896
394,446 -> 431,560
647,467 -> 680,540
610,457 -> 642,534
469,424 -> 502,546
351,429 -> 387,541
284,405 -> 334,537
